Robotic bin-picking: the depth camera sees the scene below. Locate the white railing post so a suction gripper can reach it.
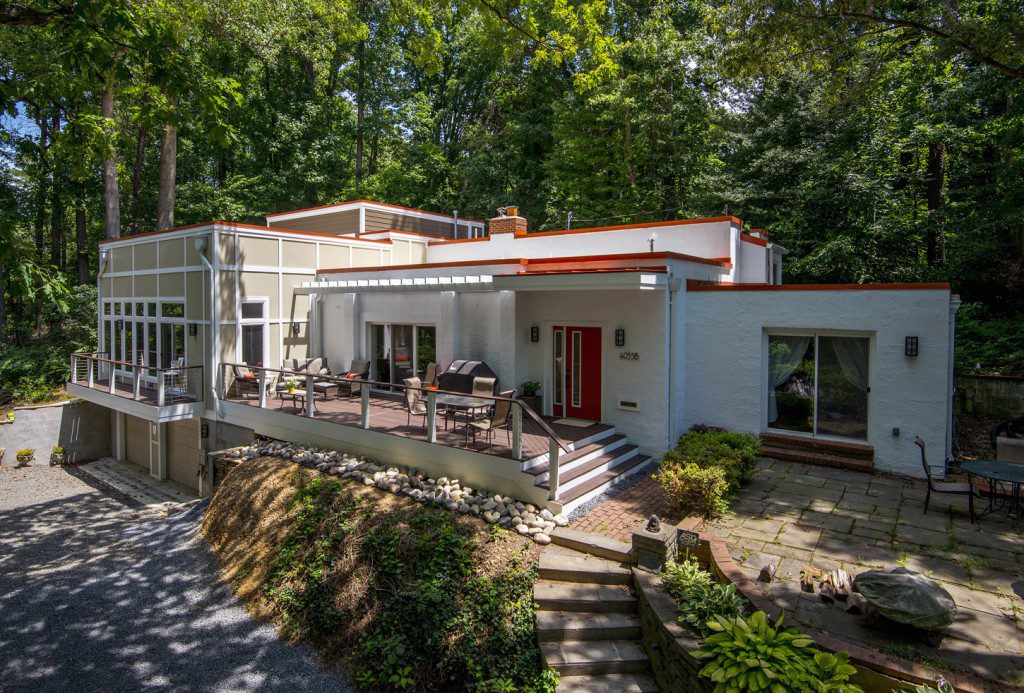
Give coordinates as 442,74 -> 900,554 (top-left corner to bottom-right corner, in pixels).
87,357 -> 94,388
258,368 -> 267,408
547,439 -> 560,501
70,354 -> 77,383
132,366 -> 142,400
361,383 -> 371,429
305,374 -> 315,417
426,389 -> 437,442
108,361 -> 117,394
512,404 -> 523,461
157,371 -> 166,406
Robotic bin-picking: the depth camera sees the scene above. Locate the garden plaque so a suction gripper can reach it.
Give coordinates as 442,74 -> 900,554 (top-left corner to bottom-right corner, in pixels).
677,529 -> 700,550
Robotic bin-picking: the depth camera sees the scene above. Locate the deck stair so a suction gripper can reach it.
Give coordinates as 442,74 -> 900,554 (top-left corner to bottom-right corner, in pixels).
523,427 -> 653,514
759,432 -> 874,473
535,541 -> 657,692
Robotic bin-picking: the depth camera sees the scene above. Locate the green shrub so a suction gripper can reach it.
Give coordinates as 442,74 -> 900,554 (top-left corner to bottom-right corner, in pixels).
662,557 -> 745,636
695,612 -> 862,693
654,461 -> 729,518
655,426 -> 760,516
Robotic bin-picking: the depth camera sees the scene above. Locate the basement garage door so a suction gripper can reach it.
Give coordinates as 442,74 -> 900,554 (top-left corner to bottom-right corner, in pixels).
167,419 -> 202,492
125,414 -> 151,473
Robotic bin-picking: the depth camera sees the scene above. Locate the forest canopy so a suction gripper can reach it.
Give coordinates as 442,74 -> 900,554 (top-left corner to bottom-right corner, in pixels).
0,0 -> 1022,404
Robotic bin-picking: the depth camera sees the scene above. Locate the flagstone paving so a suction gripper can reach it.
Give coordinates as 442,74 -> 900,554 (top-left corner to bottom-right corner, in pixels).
699,459 -> 1024,690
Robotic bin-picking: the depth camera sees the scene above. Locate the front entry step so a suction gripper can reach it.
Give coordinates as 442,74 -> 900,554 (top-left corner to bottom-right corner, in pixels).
533,579 -> 636,614
556,673 -> 659,692
540,639 -> 650,675
759,432 -> 874,473
538,550 -> 631,585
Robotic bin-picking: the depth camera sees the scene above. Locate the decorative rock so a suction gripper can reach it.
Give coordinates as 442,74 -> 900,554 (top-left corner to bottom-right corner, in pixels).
540,509 -> 554,521
758,563 -> 777,583
534,533 -> 551,545
515,524 -> 530,535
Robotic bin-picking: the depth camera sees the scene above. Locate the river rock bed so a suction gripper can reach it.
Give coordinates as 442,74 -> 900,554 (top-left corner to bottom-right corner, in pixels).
218,439 -> 568,545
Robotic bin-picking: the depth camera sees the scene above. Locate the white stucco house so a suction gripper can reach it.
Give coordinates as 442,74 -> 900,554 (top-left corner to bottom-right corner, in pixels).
68,200 -> 957,513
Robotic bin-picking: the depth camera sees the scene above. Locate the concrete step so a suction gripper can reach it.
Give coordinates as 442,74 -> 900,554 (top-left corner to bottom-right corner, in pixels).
550,528 -> 634,564
760,432 -> 874,459
541,639 -> 649,676
554,453 -> 652,508
524,434 -> 628,478
539,551 -> 632,585
537,445 -> 639,492
759,445 -> 874,473
534,579 -> 636,614
524,425 -> 617,467
557,672 -> 659,692
537,610 -> 642,641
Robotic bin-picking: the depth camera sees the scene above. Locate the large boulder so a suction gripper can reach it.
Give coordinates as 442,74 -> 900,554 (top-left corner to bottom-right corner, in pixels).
853,567 -> 956,630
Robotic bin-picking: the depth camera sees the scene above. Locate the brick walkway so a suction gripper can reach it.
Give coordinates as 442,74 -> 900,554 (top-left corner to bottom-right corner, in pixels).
571,475 -> 682,544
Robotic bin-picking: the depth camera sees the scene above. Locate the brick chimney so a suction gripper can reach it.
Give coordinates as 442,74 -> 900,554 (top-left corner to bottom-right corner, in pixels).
489,205 -> 528,235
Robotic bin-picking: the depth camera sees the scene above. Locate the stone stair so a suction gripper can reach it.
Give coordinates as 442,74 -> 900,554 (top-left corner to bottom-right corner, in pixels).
759,432 -> 874,473
522,427 -> 653,514
535,538 -> 657,692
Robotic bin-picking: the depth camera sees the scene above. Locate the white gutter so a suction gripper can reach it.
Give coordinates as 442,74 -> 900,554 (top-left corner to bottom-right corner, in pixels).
946,293 -> 962,469
665,268 -> 676,450
197,233 -> 221,417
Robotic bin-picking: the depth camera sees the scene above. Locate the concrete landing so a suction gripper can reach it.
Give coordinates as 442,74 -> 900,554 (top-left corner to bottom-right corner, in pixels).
75,457 -> 198,512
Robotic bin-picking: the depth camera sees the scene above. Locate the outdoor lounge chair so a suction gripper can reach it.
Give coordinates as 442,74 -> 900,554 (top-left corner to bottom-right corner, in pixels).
467,390 -> 515,449
915,437 -> 977,523
403,377 -> 428,432
232,364 -> 261,399
276,357 -> 338,399
338,359 -> 371,396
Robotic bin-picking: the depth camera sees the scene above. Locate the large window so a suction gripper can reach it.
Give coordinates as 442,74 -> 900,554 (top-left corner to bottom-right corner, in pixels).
101,298 -> 190,383
768,334 -> 870,440
238,299 -> 267,367
370,323 -> 437,385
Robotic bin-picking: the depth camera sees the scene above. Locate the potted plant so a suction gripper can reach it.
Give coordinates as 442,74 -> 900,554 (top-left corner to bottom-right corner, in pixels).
0,449 -> 4,465
520,380 -> 542,413
51,445 -> 65,465
16,448 -> 34,466
283,379 -> 300,394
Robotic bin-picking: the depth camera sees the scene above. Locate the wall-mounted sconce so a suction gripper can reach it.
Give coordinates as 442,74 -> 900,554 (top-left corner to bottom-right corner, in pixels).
615,328 -> 626,347
193,236 -> 208,252
292,323 -> 302,335
98,248 -> 109,274
188,323 -> 198,337
201,423 -> 209,439
530,325 -> 539,343
904,336 -> 919,357
115,318 -> 124,330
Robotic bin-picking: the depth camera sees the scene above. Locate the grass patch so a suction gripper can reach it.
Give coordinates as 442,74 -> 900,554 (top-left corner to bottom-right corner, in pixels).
202,458 -> 554,691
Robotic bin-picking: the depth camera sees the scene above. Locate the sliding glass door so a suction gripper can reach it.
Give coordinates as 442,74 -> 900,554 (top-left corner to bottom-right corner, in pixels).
370,323 -> 437,386
768,334 -> 869,440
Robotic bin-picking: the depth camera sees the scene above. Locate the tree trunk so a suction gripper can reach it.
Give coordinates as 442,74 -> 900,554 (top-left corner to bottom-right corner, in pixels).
129,123 -> 147,233
34,113 -> 48,257
102,84 -> 121,239
156,93 -> 179,231
356,40 -> 365,189
76,187 -> 89,284
0,261 -> 7,345
50,112 -> 63,267
925,140 -> 947,266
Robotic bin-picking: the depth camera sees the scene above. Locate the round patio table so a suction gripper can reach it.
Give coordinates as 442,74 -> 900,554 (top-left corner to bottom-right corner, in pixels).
435,393 -> 491,433
961,459 -> 1024,531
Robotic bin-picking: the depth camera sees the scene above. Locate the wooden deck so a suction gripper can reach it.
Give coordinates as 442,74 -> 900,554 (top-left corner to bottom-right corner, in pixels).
74,376 -> 201,406
223,389 -> 611,461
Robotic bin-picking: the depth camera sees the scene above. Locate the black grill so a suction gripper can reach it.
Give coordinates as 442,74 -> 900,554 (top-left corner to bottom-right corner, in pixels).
437,360 -> 498,394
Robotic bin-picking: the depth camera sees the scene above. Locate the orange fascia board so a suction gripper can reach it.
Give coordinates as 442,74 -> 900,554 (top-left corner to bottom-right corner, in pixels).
266,199 -> 484,223
499,267 -> 669,277
316,251 -> 730,275
686,280 -> 951,292
98,221 -> 393,246
427,236 -> 492,246
740,234 -> 768,247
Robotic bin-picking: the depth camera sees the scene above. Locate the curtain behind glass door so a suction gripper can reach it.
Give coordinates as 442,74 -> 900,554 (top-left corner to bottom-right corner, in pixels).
391,325 -> 414,384
816,337 -> 869,439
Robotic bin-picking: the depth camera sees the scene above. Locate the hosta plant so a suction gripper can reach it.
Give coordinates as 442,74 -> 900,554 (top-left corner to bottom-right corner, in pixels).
662,557 -> 745,636
694,611 -> 862,693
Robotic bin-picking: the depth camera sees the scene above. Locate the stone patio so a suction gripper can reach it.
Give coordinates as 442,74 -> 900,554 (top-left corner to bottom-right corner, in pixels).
74,457 -> 199,512
700,458 -> 1024,690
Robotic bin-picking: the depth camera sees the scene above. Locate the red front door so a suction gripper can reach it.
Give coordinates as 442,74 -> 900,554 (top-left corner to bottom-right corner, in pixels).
552,326 -> 602,420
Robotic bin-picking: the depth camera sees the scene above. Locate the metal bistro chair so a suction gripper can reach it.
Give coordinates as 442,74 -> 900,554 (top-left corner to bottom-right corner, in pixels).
423,362 -> 439,387
467,390 -> 515,449
915,437 -> 977,523
403,377 -> 428,432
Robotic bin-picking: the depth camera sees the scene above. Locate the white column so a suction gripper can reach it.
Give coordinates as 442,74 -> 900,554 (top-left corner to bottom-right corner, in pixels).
426,390 -> 437,443
547,440 -> 560,501
113,411 -> 126,462
305,374 -> 315,417
511,403 -> 522,461
151,422 -> 167,480
258,368 -> 267,408
361,385 -> 371,428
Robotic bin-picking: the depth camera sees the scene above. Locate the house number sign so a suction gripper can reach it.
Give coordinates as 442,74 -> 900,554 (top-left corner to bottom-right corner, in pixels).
619,351 -> 640,360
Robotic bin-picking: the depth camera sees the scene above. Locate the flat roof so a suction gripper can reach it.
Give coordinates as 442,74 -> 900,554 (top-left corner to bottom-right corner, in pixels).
97,221 -> 392,248
266,199 -> 485,224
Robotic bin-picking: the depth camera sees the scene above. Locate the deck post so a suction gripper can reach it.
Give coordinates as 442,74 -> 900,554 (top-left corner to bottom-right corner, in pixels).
108,364 -> 117,394
132,367 -> 141,400
426,389 -> 437,443
305,374 -> 315,418
258,368 -> 267,408
157,372 -> 165,406
511,404 -> 523,460
87,357 -> 94,388
360,383 -> 371,428
70,354 -> 77,383
547,439 -> 560,502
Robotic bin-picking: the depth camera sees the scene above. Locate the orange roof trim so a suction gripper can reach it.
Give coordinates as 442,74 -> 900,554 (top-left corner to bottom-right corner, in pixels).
740,234 -> 768,247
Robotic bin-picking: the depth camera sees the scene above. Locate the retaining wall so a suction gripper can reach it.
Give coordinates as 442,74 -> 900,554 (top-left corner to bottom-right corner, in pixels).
955,375 -> 1024,419
0,400 -> 110,465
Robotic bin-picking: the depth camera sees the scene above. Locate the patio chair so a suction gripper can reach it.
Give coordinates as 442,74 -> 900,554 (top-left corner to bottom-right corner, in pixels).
423,362 -> 438,387
451,376 -> 497,427
232,364 -> 261,399
403,377 -> 428,432
337,359 -> 371,396
915,437 -> 976,523
467,390 -> 514,449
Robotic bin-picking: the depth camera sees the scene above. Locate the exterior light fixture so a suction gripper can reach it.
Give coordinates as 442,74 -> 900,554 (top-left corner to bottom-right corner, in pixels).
530,325 -> 539,343
188,323 -> 198,337
293,323 -> 301,335
615,328 -> 626,347
115,319 -> 124,330
905,336 -> 918,357
201,423 -> 209,439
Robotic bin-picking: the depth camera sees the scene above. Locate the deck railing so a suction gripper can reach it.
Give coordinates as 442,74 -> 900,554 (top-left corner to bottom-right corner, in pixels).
70,352 -> 204,406
219,362 -> 572,499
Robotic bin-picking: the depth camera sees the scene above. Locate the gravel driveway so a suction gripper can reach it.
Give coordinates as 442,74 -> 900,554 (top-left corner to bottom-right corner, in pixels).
0,465 -> 350,692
